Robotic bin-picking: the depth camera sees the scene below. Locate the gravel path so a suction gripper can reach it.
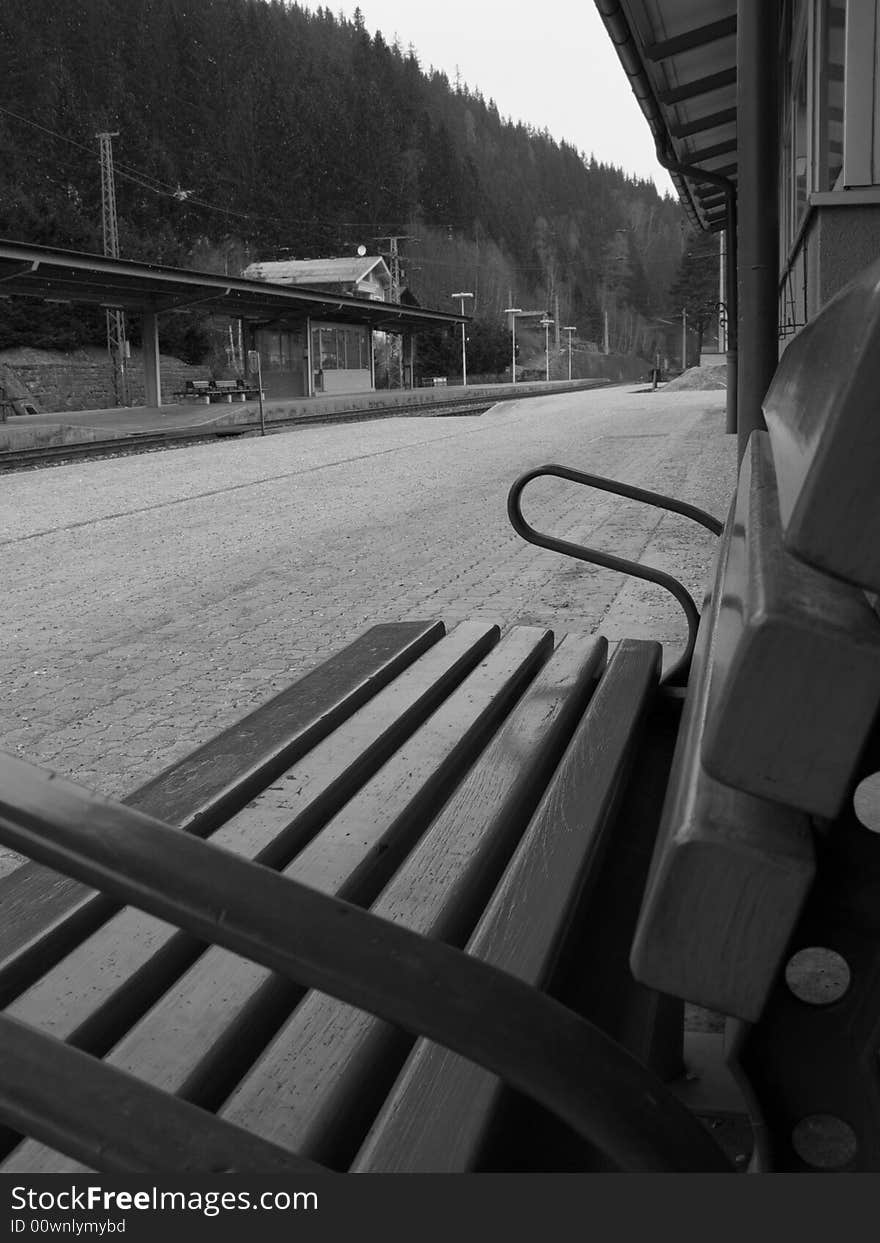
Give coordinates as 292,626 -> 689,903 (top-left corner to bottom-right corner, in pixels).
1,385 -> 736,877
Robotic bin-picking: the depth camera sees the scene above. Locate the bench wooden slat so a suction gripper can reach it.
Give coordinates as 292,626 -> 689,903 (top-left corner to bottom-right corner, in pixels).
1,622 -> 499,1067
630,514 -> 816,1021
274,627 -> 562,906
764,256 -> 880,591
0,620 -> 445,1001
0,1015 -> 328,1175
216,632 -> 607,1166
701,431 -> 880,817
0,751 -> 731,1175
3,626 -> 560,1173
352,639 -> 661,1172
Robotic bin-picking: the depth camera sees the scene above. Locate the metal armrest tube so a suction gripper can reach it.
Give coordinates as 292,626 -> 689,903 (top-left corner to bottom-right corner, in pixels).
507,464 -> 722,686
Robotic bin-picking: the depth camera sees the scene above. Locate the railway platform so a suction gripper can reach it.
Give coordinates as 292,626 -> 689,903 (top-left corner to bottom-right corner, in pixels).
0,377 -> 609,453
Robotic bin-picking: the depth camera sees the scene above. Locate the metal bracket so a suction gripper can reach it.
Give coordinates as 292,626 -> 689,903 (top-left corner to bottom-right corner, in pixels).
507,464 -> 722,686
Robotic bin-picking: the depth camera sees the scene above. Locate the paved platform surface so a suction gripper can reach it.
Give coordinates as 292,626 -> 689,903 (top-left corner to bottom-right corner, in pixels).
0,385 -> 735,878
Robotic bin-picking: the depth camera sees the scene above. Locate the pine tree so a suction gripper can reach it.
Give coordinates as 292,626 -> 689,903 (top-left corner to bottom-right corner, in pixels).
0,0 -> 687,357
668,229 -> 720,355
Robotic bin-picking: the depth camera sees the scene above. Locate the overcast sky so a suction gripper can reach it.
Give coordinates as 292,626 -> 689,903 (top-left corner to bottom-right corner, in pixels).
297,0 -> 675,196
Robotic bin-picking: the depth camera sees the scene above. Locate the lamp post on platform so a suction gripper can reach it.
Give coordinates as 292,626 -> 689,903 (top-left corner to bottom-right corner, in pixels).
563,326 -> 576,380
540,317 -> 554,382
451,291 -> 473,385
504,306 -> 522,384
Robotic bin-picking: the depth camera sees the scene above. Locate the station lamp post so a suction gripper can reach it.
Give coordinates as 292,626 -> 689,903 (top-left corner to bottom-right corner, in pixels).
563,325 -> 577,381
504,306 -> 522,384
451,291 -> 474,385
540,317 -> 554,382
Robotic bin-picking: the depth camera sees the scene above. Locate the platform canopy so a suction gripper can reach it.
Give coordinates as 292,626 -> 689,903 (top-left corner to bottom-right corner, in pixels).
0,239 -> 467,332
593,1 -> 738,231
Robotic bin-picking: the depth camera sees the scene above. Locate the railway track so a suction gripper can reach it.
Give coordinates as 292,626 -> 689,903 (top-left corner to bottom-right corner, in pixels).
0,397 -> 497,473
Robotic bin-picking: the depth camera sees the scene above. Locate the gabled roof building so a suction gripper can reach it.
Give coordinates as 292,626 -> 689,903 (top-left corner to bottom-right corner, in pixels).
242,256 -> 392,303
243,255 -> 397,395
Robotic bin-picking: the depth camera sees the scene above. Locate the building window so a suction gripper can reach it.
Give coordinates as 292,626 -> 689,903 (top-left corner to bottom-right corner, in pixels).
256,328 -> 303,371
311,324 -> 371,370
315,327 -> 338,369
816,0 -> 846,190
781,9 -> 810,248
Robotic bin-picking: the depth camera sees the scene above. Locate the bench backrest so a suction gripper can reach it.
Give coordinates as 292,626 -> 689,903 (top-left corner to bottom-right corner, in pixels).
763,255 -> 880,591
702,431 -> 880,818
633,259 -> 880,1022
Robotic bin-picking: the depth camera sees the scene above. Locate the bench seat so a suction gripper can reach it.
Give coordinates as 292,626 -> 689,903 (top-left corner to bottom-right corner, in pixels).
0,622 -> 728,1174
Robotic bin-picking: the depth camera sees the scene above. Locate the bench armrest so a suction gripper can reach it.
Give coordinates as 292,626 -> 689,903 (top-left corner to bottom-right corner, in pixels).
507,464 -> 722,686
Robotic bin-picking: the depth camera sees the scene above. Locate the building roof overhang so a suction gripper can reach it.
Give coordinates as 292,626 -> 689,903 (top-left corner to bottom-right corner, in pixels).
242,255 -> 392,288
0,240 -> 467,332
593,1 -> 738,231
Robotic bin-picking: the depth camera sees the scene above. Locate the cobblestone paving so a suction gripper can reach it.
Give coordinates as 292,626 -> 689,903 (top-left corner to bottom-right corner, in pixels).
0,386 -> 736,877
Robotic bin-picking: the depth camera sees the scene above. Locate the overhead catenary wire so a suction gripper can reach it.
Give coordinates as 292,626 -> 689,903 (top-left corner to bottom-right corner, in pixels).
0,103 -> 475,235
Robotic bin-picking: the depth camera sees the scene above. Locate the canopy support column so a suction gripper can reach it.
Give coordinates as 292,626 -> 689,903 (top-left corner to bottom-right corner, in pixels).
141,310 -> 162,409
736,0 -> 780,460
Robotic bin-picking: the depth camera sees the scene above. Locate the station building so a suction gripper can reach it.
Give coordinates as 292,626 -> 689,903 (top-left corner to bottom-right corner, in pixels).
241,256 -> 393,399
594,0 -> 880,451
0,241 -> 464,409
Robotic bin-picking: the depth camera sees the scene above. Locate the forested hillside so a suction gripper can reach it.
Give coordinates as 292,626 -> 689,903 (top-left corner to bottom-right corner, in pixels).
0,0 -> 685,361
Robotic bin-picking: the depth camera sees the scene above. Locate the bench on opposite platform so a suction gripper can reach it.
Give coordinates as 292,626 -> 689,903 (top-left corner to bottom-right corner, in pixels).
173,378 -> 263,404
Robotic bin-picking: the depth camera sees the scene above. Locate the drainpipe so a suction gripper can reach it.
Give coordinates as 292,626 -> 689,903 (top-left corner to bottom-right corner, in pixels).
656,145 -> 738,438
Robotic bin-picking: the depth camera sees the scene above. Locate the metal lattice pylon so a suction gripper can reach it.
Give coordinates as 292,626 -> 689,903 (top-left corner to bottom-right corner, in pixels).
96,131 -> 129,406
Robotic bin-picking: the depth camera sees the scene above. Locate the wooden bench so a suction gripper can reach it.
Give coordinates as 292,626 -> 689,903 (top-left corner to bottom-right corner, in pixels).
174,379 -> 263,404
1,257 -> 880,1174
